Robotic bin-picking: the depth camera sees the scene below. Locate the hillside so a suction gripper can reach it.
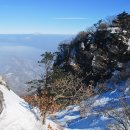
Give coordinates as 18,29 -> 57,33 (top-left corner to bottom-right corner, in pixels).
43,12 -> 130,130
0,72 -> 129,130
46,71 -> 130,130
0,77 -> 44,130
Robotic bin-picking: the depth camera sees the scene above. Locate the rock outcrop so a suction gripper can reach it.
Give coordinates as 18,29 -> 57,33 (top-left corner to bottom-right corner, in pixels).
54,12 -> 130,88
0,90 -> 3,114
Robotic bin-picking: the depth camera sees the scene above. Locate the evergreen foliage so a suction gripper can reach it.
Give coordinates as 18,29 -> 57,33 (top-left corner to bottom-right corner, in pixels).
54,12 -> 130,89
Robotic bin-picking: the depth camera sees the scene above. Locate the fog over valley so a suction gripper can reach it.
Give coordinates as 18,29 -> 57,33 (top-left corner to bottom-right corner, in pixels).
0,34 -> 73,95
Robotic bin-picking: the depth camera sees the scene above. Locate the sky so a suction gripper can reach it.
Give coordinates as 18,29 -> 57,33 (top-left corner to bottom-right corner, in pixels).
0,0 -> 130,34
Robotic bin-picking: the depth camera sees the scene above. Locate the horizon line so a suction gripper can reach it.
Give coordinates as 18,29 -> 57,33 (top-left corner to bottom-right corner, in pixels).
0,33 -> 76,35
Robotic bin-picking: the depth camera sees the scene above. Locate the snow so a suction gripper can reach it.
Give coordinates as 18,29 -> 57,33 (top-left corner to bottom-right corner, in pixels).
123,30 -> 127,34
0,68 -> 130,130
46,79 -> 130,130
0,80 -> 44,130
80,42 -> 85,50
93,97 -> 111,107
107,27 -> 120,34
128,39 -> 130,51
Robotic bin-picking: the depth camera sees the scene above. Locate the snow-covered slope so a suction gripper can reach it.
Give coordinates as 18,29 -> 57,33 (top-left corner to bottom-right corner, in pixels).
0,77 -> 44,130
47,79 -> 130,130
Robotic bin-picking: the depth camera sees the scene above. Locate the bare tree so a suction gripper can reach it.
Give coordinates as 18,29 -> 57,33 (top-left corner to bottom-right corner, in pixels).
50,72 -> 92,109
105,87 -> 130,130
106,107 -> 130,130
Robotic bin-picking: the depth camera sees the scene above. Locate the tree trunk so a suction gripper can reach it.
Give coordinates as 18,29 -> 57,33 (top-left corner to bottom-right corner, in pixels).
42,111 -> 47,124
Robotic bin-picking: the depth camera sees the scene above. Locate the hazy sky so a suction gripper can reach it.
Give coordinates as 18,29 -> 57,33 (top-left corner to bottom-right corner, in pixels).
0,0 -> 130,34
